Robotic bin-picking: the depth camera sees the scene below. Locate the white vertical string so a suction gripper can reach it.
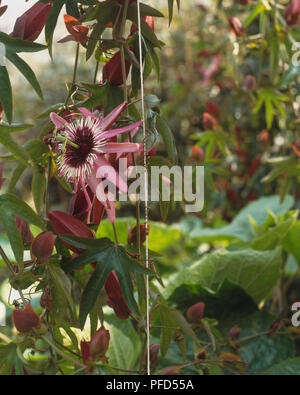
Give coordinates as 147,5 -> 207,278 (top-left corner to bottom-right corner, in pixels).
137,0 -> 150,376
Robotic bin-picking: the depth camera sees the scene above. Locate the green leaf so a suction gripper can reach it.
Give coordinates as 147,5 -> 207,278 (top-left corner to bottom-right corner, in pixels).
164,248 -> 282,305
32,169 -> 46,215
86,1 -> 120,61
6,51 -> 43,100
0,193 -> 46,266
0,32 -> 47,53
47,264 -> 76,320
0,66 -> 12,123
105,314 -> 141,370
189,195 -> 294,242
0,123 -> 32,133
283,221 -> 300,263
263,358 -> 300,375
60,236 -> 153,327
82,82 -> 123,115
155,115 -> 176,164
0,129 -> 32,167
45,0 -> 65,57
0,343 -> 24,375
127,6 -> 161,47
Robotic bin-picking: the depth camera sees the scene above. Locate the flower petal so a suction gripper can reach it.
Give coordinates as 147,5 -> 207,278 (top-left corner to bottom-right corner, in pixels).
101,142 -> 141,154
99,102 -> 127,131
50,112 -> 67,129
78,107 -> 98,119
103,121 -> 142,140
95,156 -> 128,193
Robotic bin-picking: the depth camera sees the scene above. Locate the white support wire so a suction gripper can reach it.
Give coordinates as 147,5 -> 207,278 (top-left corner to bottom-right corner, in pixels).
137,0 -> 150,376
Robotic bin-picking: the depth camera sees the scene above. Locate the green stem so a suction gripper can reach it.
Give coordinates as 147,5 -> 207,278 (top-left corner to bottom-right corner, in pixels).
93,60 -> 99,84
64,43 -> 80,106
112,222 -> 119,245
0,246 -> 26,305
41,335 -> 85,368
56,134 -> 80,149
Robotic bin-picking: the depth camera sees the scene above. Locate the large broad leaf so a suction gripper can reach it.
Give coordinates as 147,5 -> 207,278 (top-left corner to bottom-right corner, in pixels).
0,343 -> 24,375
263,358 -> 300,375
283,221 -> 300,264
60,235 -> 153,328
164,248 -> 282,306
105,314 -> 141,371
189,195 -> 294,242
0,194 -> 46,267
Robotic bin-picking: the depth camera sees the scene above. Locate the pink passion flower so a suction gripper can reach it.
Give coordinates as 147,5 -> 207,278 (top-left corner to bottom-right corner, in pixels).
50,103 -> 142,222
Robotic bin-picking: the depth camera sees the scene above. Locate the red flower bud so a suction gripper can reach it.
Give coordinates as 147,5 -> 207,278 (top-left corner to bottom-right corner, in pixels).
0,1 -> 7,17
285,0 -> 300,27
105,271 -> 131,320
160,366 -> 180,375
47,210 -> 94,254
12,303 -> 42,333
229,324 -> 241,340
243,75 -> 256,92
11,2 -> 52,42
90,326 -> 110,359
102,51 -> 131,86
187,302 -> 205,322
40,287 -> 52,311
69,187 -> 94,223
15,217 -> 34,245
197,349 -> 207,360
0,161 -> 5,191
191,146 -> 204,163
203,112 -> 218,130
228,17 -> 245,37
64,14 -> 89,45
31,232 -> 56,262
149,343 -> 160,369
127,224 -> 147,245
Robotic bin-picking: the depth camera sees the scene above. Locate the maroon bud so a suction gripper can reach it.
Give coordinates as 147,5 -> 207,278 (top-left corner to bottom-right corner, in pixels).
90,326 -> 110,359
15,217 -> 34,245
105,271 -> 131,320
203,112 -> 218,130
187,302 -> 205,322
102,51 -> 131,86
31,232 -> 56,262
258,129 -> 269,143
229,324 -> 241,340
127,224 -> 148,245
197,349 -> 207,360
228,17 -> 245,37
243,75 -> 256,91
12,303 -> 42,333
40,288 -> 52,311
285,0 -> 300,28
149,343 -> 160,370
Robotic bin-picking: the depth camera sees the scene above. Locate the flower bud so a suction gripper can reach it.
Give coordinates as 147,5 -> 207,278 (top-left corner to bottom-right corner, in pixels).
102,51 -> 131,86
64,14 -> 89,45
228,17 -> 245,37
229,324 -> 241,340
40,288 -> 52,311
205,101 -> 220,118
11,2 -> 52,42
187,302 -> 205,322
197,349 -> 207,360
0,161 -> 5,191
191,146 -> 204,163
0,0 -> 7,17
31,232 -> 56,262
12,303 -> 42,333
258,129 -> 269,143
160,366 -> 180,375
15,217 -> 34,245
285,0 -> 300,28
203,112 -> 218,130
90,326 -> 110,359
149,343 -> 160,370
105,271 -> 131,319
127,224 -> 147,245
238,0 -> 251,5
